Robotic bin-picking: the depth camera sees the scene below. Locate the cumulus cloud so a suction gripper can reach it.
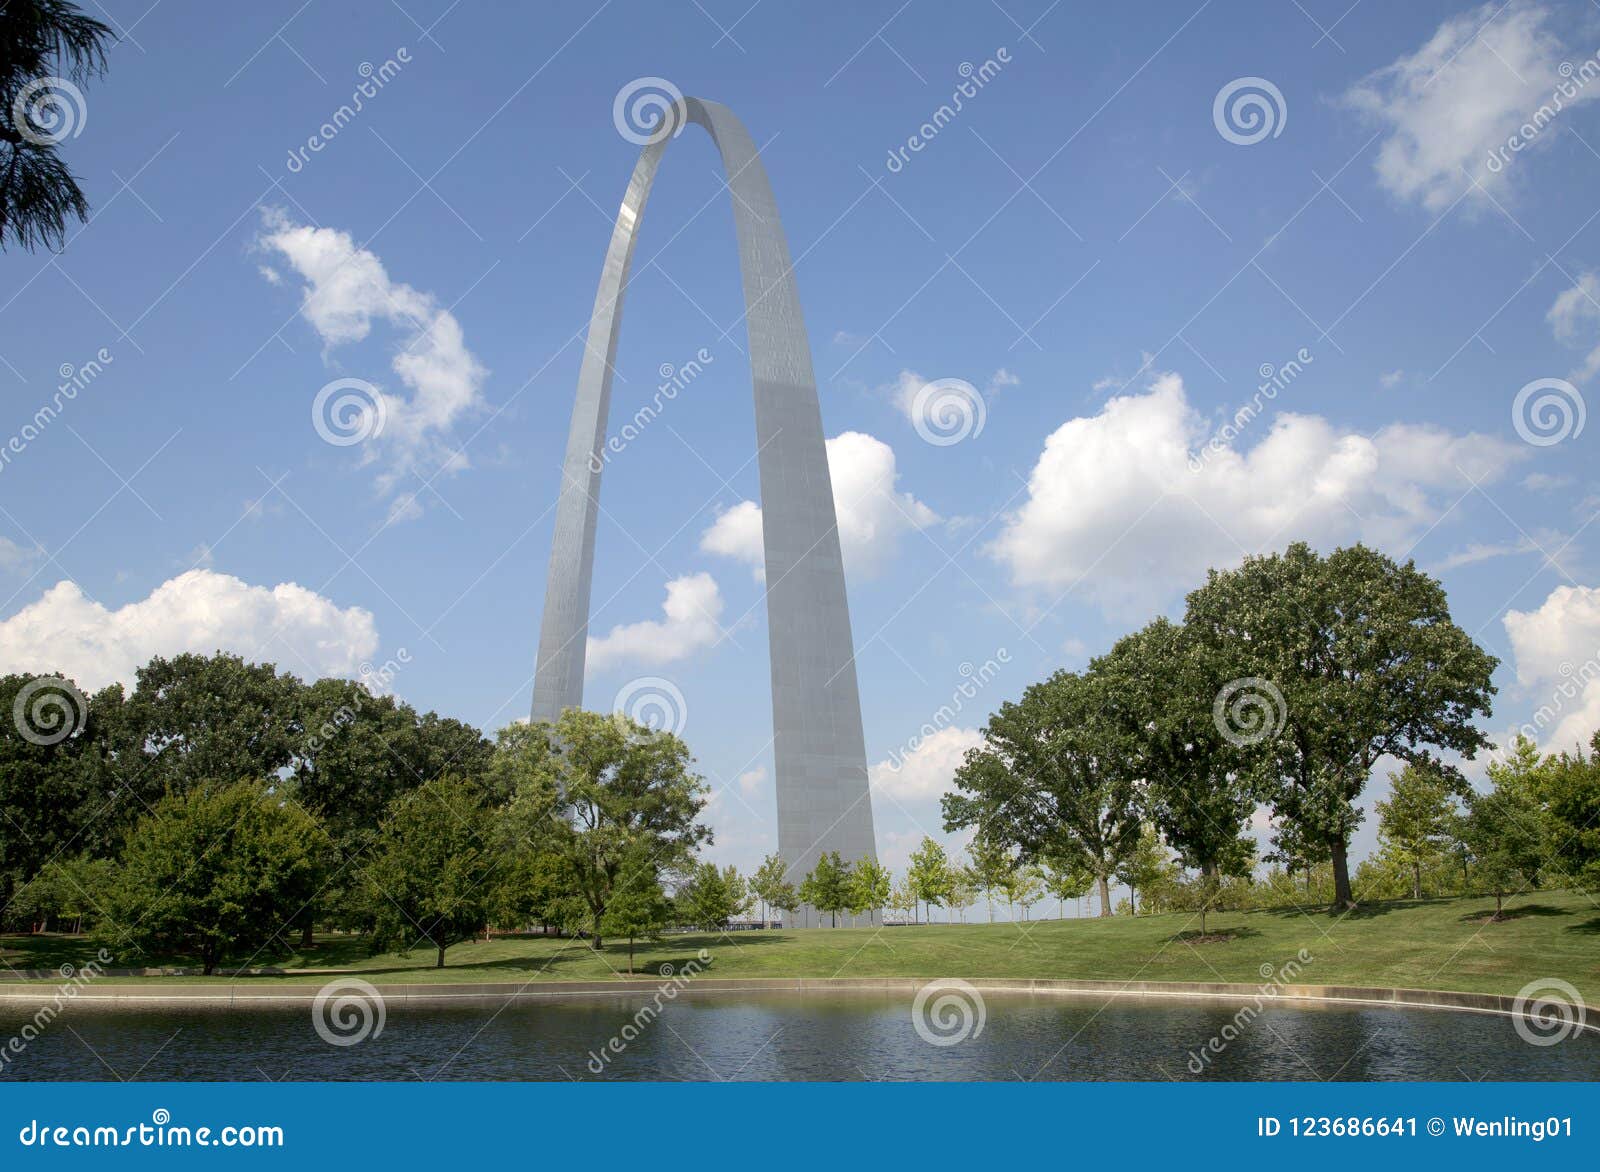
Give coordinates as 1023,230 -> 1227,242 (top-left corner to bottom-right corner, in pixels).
988,372 -> 1523,614
700,431 -> 938,580
869,725 -> 984,803
1342,1 -> 1597,212
0,570 -> 380,692
257,209 -> 487,506
586,572 -> 724,671
1504,584 -> 1600,750
737,766 -> 767,794
884,367 -> 1015,423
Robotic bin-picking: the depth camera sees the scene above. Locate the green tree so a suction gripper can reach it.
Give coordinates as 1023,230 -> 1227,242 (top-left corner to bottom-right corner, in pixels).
847,856 -> 892,919
0,673 -> 117,914
750,853 -> 796,927
888,876 -> 916,924
676,861 -> 748,929
1,1 -> 113,251
1095,617 -> 1257,921
365,775 -> 497,967
1000,863 -> 1045,920
797,850 -> 853,927
967,836 -> 1012,923
947,862 -> 979,923
1376,762 -> 1460,900
945,670 -> 1140,916
1535,733 -> 1600,892
107,779 -> 326,974
600,842 -> 672,973
907,836 -> 953,923
1041,855 -> 1092,919
1115,826 -> 1174,915
1184,543 -> 1497,909
117,653 -> 304,802
1458,784 -> 1546,919
500,710 -> 710,949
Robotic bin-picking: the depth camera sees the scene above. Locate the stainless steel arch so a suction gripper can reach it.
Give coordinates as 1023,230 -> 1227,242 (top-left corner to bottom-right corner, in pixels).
531,97 -> 877,926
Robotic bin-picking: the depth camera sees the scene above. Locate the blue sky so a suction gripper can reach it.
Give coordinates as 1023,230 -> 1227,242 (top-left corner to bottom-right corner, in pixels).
3,0 -> 1599,909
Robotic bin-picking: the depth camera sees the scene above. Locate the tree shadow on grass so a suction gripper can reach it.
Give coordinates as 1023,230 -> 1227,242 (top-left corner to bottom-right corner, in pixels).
1167,926 -> 1261,945
1566,917 -> 1600,935
1456,903 -> 1571,924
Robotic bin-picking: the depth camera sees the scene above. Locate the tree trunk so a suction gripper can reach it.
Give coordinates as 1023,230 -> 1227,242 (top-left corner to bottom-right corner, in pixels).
1494,888 -> 1503,919
1330,838 -> 1355,909
1097,875 -> 1111,917
987,894 -> 993,923
436,944 -> 446,968
627,936 -> 635,973
1411,861 -> 1422,902
301,919 -> 314,948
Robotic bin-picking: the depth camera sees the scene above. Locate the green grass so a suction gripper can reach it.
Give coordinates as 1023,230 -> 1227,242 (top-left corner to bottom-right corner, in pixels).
4,890 -> 1597,999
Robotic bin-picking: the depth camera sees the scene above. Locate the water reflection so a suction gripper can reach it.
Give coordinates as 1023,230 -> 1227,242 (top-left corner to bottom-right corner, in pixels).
2,992 -> 1593,1082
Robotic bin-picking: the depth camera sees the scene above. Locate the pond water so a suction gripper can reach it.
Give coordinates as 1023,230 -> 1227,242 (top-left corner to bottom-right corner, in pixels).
3,991 -> 1595,1081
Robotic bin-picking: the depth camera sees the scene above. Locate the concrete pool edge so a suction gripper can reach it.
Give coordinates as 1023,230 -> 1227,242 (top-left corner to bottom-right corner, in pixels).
1,976 -> 1594,1035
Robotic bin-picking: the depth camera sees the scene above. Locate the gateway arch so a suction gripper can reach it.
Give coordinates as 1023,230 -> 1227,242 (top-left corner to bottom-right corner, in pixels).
531,96 -> 877,926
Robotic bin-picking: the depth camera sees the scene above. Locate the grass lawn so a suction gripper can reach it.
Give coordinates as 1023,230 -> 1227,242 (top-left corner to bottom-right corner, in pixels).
3,890 -> 1597,999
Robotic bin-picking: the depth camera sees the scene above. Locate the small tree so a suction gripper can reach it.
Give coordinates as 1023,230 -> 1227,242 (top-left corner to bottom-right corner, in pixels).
677,861 -> 748,930
750,853 -> 796,928
947,862 -> 979,923
1116,825 -> 1173,915
365,775 -> 497,967
907,837 -> 953,923
968,836 -> 1012,923
1376,763 -> 1459,901
798,851 -> 853,927
1002,864 -> 1045,921
601,844 -> 672,973
1458,785 -> 1545,919
847,856 -> 892,920
1041,855 -> 1092,919
888,877 -> 917,924
108,779 -> 326,974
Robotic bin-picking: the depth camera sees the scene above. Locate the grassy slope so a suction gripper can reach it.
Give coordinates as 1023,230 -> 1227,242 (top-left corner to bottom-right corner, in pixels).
3,891 -> 1597,999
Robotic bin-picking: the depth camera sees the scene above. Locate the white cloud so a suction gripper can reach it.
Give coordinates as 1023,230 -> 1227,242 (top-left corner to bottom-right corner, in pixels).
1504,584 -> 1600,750
737,766 -> 767,794
257,209 -> 487,504
869,725 -> 984,803
1548,272 -> 1600,382
586,572 -> 724,671
885,367 -> 1015,424
700,431 -> 938,579
1380,369 -> 1405,389
1522,471 -> 1574,492
988,372 -> 1523,613
0,537 -> 42,575
0,569 -> 380,692
1342,1 -> 1596,211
